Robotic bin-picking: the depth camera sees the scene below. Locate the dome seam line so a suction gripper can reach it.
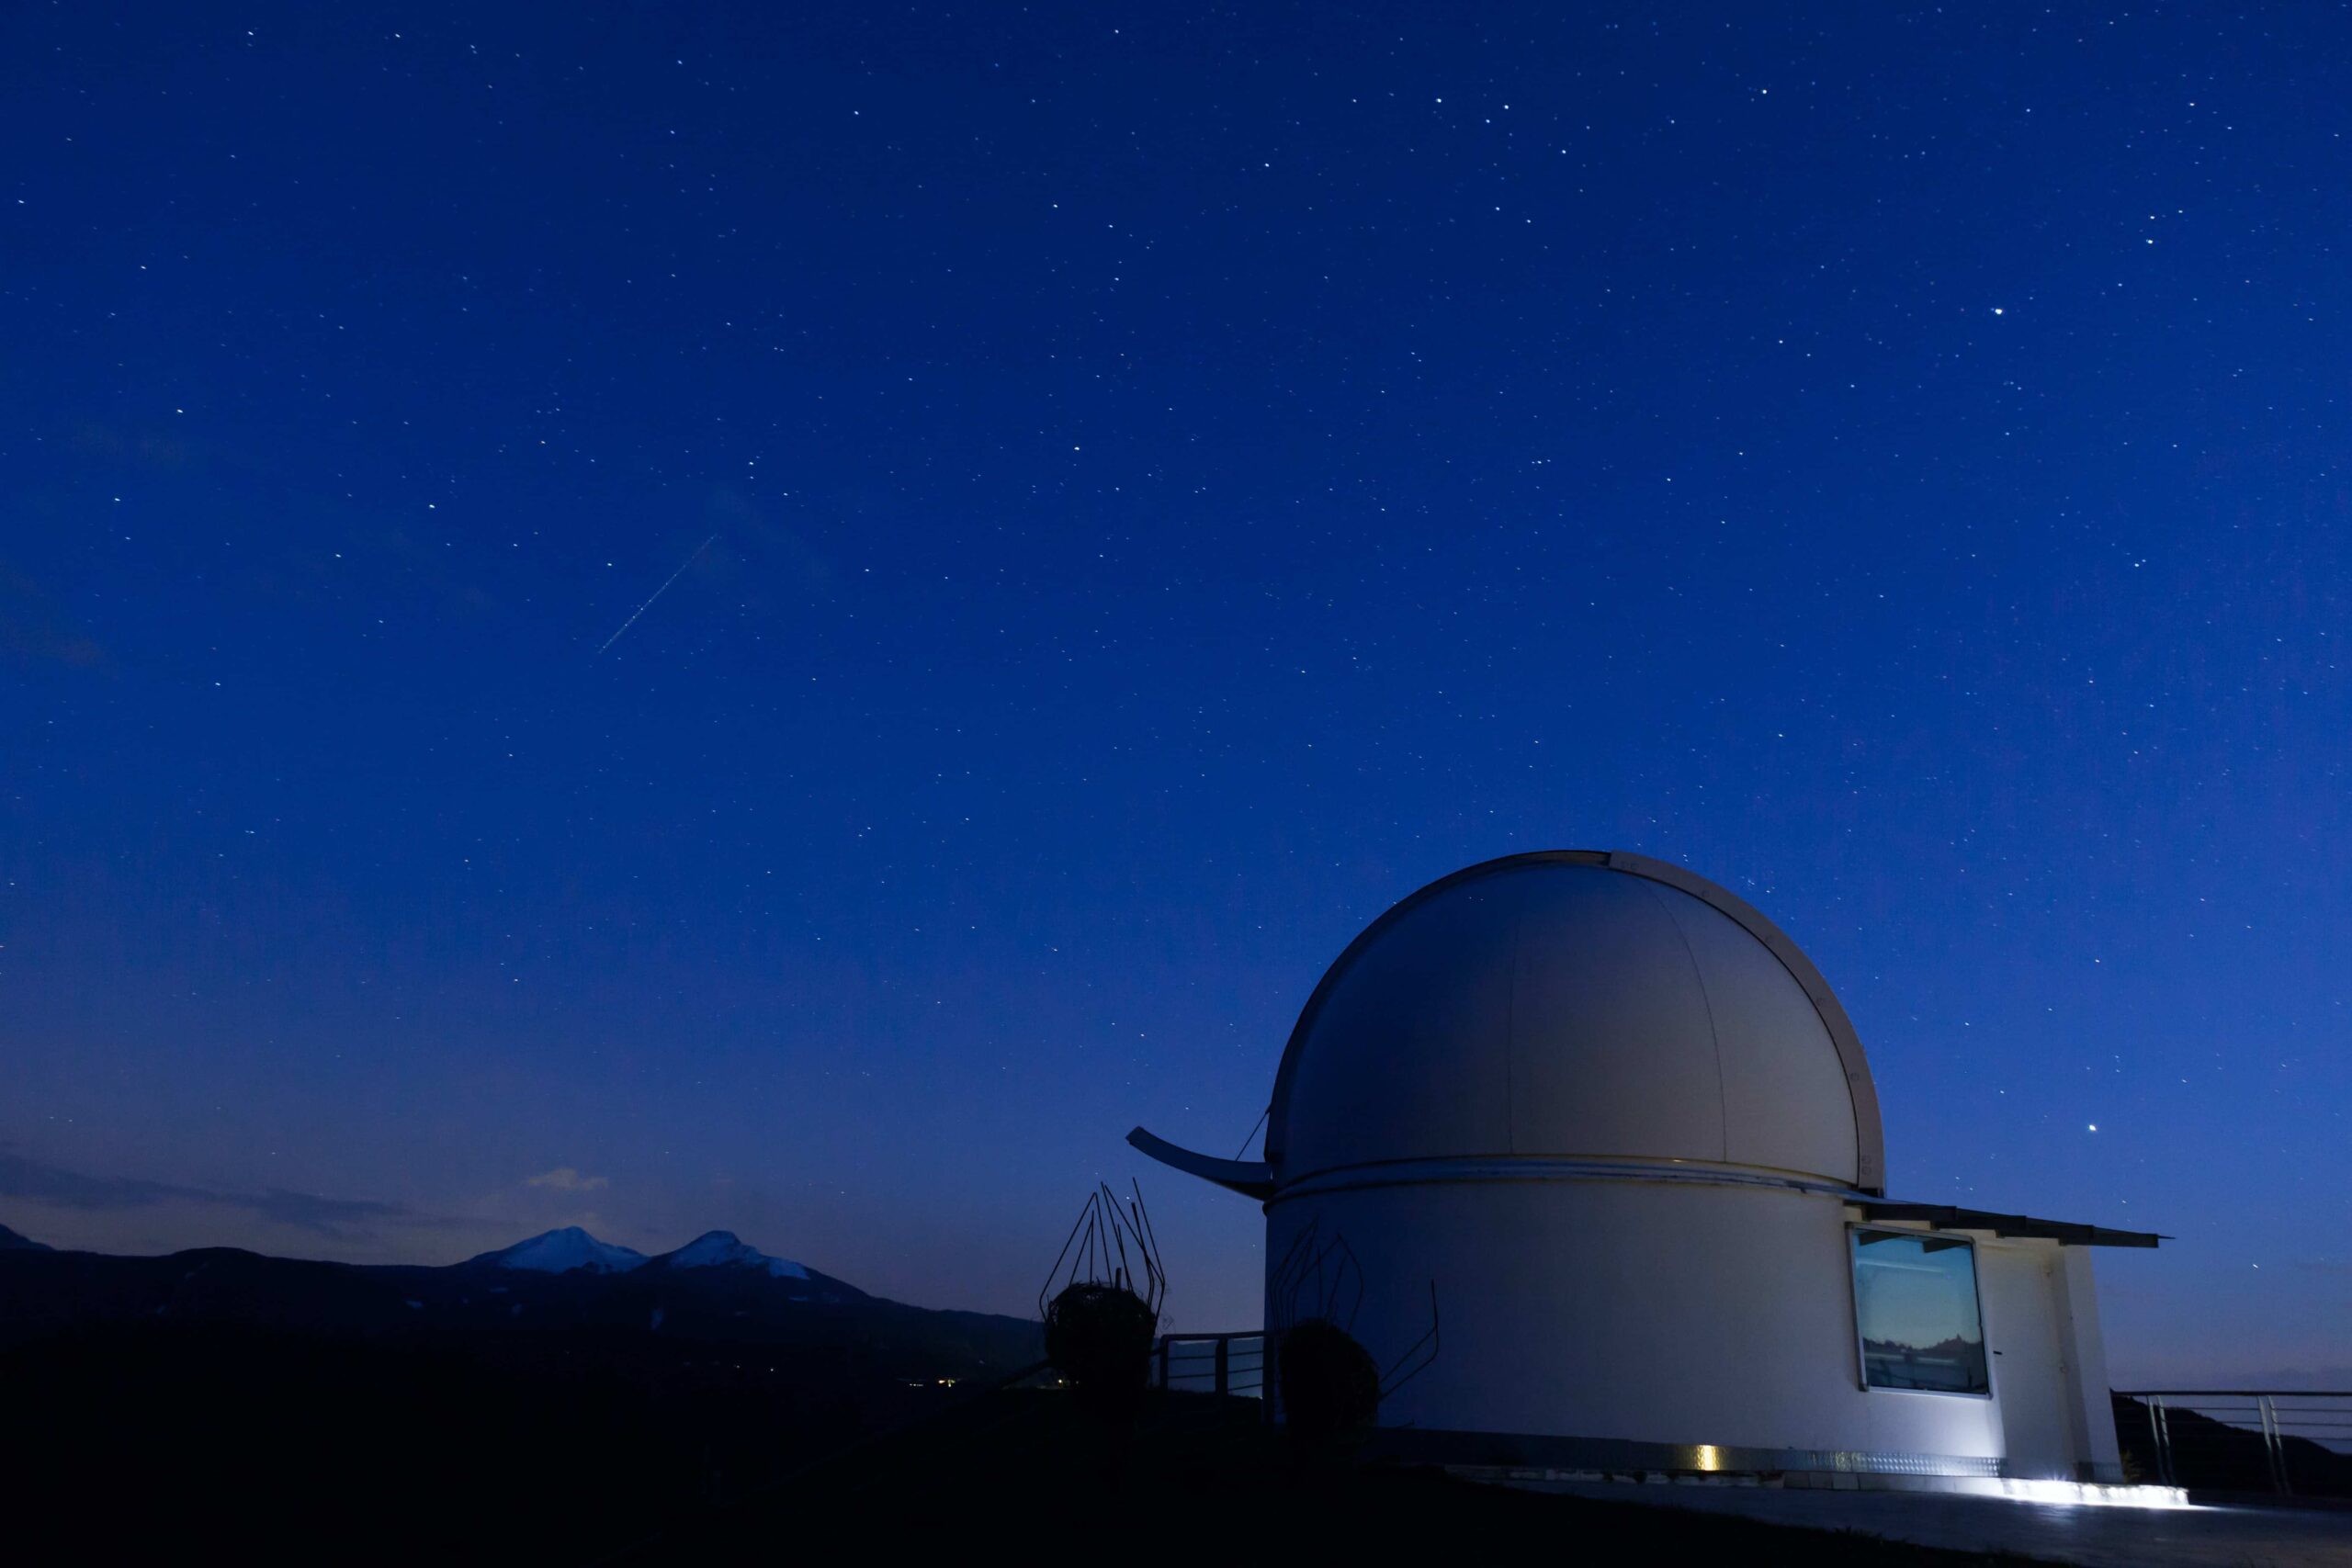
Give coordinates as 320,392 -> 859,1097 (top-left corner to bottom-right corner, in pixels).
1504,889 -> 1524,1156
1638,878 -> 1731,1165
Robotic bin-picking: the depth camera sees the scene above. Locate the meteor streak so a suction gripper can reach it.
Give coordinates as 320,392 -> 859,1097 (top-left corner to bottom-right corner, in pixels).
594,534 -> 718,656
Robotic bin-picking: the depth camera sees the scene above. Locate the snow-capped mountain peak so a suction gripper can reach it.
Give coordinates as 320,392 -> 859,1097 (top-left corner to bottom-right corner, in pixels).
657,1230 -> 809,1280
466,1226 -> 647,1274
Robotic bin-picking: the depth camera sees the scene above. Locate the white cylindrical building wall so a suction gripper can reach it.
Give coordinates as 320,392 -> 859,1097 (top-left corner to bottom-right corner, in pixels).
1267,1174 -> 2004,1467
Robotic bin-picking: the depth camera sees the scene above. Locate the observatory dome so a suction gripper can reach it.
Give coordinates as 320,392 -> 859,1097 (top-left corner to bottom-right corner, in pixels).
1266,852 -> 1884,1192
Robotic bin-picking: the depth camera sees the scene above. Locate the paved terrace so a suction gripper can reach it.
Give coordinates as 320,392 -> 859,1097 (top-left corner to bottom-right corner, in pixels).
1540,1479 -> 2352,1568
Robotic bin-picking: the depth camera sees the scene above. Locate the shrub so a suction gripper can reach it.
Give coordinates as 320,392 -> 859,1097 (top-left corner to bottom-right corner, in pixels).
1043,1281 -> 1156,1423
1278,1318 -> 1380,1448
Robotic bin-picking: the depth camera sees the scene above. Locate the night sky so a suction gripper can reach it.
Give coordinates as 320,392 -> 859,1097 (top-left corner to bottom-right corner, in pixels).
5,5 -> 2346,1387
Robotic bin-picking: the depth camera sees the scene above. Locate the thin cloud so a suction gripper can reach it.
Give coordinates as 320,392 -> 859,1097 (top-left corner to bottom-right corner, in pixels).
0,1151 -> 427,1239
525,1168 -> 610,1193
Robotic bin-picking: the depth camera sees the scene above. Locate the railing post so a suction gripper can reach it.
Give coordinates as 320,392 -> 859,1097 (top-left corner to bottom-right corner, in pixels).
2277,1400 -> 2297,1497
1157,1336 -> 1170,1390
2115,1389 -> 2352,1496
1214,1334 -> 1228,1396
2257,1395 -> 2292,1495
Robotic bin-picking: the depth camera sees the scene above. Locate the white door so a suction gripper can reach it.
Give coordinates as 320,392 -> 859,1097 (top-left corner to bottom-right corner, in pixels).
1979,1244 -> 2076,1479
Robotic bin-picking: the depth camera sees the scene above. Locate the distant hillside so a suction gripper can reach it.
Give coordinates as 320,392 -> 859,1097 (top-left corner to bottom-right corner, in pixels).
0,1224 -> 1037,1373
0,1222 -> 1046,1562
0,1222 -> 51,1251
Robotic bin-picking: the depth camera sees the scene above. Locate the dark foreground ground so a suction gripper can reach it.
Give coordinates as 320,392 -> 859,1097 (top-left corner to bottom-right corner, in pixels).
6,1321 -> 2057,1565
614,1389 -> 2061,1565
26,1316 -> 2335,1567
7,1254 -> 2331,1562
3,1320 -> 967,1564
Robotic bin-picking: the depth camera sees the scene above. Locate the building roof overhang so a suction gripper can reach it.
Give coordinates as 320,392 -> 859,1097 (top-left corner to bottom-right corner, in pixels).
1857,1199 -> 2165,1248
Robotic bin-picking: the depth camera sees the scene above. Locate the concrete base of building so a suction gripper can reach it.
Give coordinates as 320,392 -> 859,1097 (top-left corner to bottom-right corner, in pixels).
1457,1463 -> 2191,1509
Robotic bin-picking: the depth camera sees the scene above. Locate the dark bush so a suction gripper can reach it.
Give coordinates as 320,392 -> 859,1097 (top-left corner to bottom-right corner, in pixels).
1043,1281 -> 1156,1423
1278,1318 -> 1380,1449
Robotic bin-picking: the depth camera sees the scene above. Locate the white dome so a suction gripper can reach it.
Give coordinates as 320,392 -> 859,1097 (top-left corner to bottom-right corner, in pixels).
1266,852 -> 1883,1191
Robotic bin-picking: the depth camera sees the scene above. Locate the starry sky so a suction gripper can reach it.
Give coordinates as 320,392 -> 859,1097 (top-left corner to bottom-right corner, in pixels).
4,4 -> 2346,1386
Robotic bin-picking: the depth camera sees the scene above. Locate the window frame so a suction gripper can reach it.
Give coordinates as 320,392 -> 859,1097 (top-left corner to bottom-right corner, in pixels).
1846,1224 -> 1993,1399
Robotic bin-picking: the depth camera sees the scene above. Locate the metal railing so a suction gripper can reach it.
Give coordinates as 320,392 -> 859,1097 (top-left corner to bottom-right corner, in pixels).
2114,1390 -> 2352,1496
1150,1332 -> 1264,1398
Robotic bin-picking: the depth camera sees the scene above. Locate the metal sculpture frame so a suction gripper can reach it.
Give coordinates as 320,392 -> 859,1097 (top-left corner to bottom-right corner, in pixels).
1268,1218 -> 1441,1402
1038,1179 -> 1167,1322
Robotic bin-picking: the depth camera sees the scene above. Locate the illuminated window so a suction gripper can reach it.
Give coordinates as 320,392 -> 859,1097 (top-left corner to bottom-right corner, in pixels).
1850,1228 -> 1989,1395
